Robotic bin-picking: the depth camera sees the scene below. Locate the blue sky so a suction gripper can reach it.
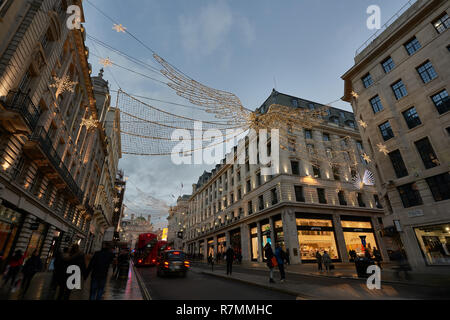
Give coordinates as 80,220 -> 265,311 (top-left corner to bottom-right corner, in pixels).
83,0 -> 410,229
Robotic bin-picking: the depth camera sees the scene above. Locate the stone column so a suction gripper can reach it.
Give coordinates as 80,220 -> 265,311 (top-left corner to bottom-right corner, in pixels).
40,225 -> 57,263
256,221 -> 262,262
225,231 -> 231,250
213,235 -> 218,257
269,216 -> 276,251
371,217 -> 389,262
240,223 -> 251,262
203,239 -> 208,261
332,214 -> 349,262
14,214 -> 37,254
282,209 -> 301,264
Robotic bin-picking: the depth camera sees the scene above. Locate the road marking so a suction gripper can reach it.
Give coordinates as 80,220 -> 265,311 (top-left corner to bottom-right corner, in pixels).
131,262 -> 152,300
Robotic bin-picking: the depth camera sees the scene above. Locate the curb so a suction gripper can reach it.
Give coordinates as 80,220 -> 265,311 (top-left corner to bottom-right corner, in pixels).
199,270 -> 314,300
193,262 -> 444,289
131,261 -> 152,300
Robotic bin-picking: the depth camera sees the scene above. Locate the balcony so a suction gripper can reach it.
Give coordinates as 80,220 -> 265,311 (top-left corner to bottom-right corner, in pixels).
23,126 -> 84,203
0,90 -> 40,134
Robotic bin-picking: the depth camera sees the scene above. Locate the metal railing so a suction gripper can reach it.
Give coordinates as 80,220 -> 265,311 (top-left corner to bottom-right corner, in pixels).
2,90 -> 41,131
355,0 -> 416,56
29,126 -> 84,203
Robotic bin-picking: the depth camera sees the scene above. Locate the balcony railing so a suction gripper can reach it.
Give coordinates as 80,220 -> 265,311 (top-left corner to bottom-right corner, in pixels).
29,126 -> 84,203
1,90 -> 40,132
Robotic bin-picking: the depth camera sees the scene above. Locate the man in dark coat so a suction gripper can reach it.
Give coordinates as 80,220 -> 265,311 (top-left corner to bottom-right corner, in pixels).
20,250 -> 42,298
86,244 -> 114,300
225,247 -> 234,275
264,243 -> 275,283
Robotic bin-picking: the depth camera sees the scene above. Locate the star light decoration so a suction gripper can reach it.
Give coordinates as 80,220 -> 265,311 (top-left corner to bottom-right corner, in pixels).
377,143 -> 389,156
99,57 -> 113,67
358,120 -> 368,129
81,116 -> 100,130
352,170 -> 375,190
49,75 -> 77,96
351,91 -> 359,99
113,196 -> 120,204
362,153 -> 372,163
113,24 -> 126,33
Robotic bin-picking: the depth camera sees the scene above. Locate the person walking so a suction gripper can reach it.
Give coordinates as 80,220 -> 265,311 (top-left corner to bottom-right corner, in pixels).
315,251 -> 323,272
86,244 -> 115,300
274,245 -> 286,282
372,247 -> 382,269
264,243 -> 276,283
20,250 -> 42,298
208,253 -> 214,272
225,247 -> 234,276
322,251 -> 332,272
1,250 -> 24,290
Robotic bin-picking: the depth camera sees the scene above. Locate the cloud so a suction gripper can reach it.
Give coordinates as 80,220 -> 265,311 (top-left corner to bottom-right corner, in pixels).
178,1 -> 255,56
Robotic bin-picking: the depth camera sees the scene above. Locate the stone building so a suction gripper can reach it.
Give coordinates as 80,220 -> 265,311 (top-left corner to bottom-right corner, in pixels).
183,90 -> 386,264
121,215 -> 153,249
342,0 -> 449,270
0,0 -> 120,268
167,194 -> 190,250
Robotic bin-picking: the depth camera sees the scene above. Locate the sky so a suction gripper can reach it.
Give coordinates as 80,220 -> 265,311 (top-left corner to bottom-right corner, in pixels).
82,0 -> 412,229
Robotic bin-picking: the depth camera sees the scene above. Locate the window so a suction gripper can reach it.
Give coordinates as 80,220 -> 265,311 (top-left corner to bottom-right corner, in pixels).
248,201 -> 253,215
256,172 -> 261,186
323,133 -> 330,141
291,161 -> 300,175
357,193 -> 366,207
402,107 -> 422,129
369,95 -> 383,113
326,148 -> 333,160
308,103 -> 315,110
373,195 -> 383,209
307,144 -> 315,156
258,195 -> 264,210
379,121 -> 394,141
292,99 -> 298,108
312,165 -> 321,179
381,57 -> 395,73
330,116 -> 339,125
426,173 -> 450,202
295,186 -> 305,202
362,73 -> 373,88
397,183 -> 423,208
332,166 -> 340,181
433,13 -> 449,33
230,193 -> 234,204
317,188 -> 327,204
346,120 -> 355,129
18,70 -> 32,92
404,37 -> 421,55
338,191 -> 347,206
415,137 -> 440,169
304,129 -> 312,140
246,179 -> 251,193
391,80 -> 408,100
238,188 -> 242,200
271,188 -> 278,205
417,61 -> 437,83
237,170 -> 241,181
431,90 -> 450,114
288,138 -> 296,152
388,150 -> 408,178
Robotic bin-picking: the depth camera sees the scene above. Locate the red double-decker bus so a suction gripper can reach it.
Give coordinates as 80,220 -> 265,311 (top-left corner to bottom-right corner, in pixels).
134,233 -> 169,267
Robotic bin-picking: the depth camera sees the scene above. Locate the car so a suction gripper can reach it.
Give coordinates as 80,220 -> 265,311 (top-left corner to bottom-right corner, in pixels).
156,250 -> 190,277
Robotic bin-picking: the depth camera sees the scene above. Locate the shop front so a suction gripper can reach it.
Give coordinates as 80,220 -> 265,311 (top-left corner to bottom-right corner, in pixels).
249,224 -> 258,261
229,228 -> 241,257
25,219 -> 48,258
0,205 -> 23,270
260,219 -> 271,261
341,216 -> 379,259
296,213 -> 340,262
207,238 -> 214,256
217,234 -> 226,255
199,240 -> 204,257
272,215 -> 285,249
414,223 -> 450,266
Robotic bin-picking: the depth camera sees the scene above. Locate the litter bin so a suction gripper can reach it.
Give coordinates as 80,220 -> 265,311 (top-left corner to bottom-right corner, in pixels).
354,256 -> 375,278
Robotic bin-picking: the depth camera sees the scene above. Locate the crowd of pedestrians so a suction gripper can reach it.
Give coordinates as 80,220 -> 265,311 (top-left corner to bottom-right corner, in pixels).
0,242 -> 130,300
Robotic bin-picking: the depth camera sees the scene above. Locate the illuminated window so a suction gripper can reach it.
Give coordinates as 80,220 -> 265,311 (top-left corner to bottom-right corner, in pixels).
432,13 -> 449,34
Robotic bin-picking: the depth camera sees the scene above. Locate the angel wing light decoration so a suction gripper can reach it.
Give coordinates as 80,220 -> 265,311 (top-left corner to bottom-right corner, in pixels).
352,170 -> 375,190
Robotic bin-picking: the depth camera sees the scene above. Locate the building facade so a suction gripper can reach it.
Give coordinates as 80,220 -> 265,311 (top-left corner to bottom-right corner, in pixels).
167,195 -> 190,250
120,214 -> 153,249
342,0 -> 450,270
183,90 -> 386,264
0,0 -> 121,269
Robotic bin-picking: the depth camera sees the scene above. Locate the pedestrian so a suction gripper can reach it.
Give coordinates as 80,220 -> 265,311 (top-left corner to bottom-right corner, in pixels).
392,249 -> 411,280
322,251 -> 332,272
20,250 -> 42,298
315,251 -> 323,272
365,248 -> 372,260
208,253 -> 214,272
349,249 -> 357,262
1,250 -> 24,290
372,247 -> 382,269
86,244 -> 115,300
225,247 -> 234,275
57,244 -> 86,300
264,243 -> 276,283
275,245 -> 286,282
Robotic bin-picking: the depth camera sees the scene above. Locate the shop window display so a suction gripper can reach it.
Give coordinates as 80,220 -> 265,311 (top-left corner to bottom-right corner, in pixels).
414,224 -> 450,265
250,227 -> 258,261
0,207 -> 22,265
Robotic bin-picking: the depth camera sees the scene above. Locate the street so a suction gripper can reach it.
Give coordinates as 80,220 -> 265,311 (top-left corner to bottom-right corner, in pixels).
136,266 -> 296,300
136,263 -> 450,300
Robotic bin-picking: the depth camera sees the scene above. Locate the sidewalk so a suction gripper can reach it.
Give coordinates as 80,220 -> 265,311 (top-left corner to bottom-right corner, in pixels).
195,260 -> 450,288
0,264 -> 144,300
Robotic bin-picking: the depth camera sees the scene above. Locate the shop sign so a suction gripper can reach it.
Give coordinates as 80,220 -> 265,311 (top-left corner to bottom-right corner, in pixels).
353,228 -> 363,232
311,227 -> 322,231
408,209 -> 424,218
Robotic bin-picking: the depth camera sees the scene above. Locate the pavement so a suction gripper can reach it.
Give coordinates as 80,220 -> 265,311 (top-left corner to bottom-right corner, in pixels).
0,264 -> 143,300
191,261 -> 450,300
